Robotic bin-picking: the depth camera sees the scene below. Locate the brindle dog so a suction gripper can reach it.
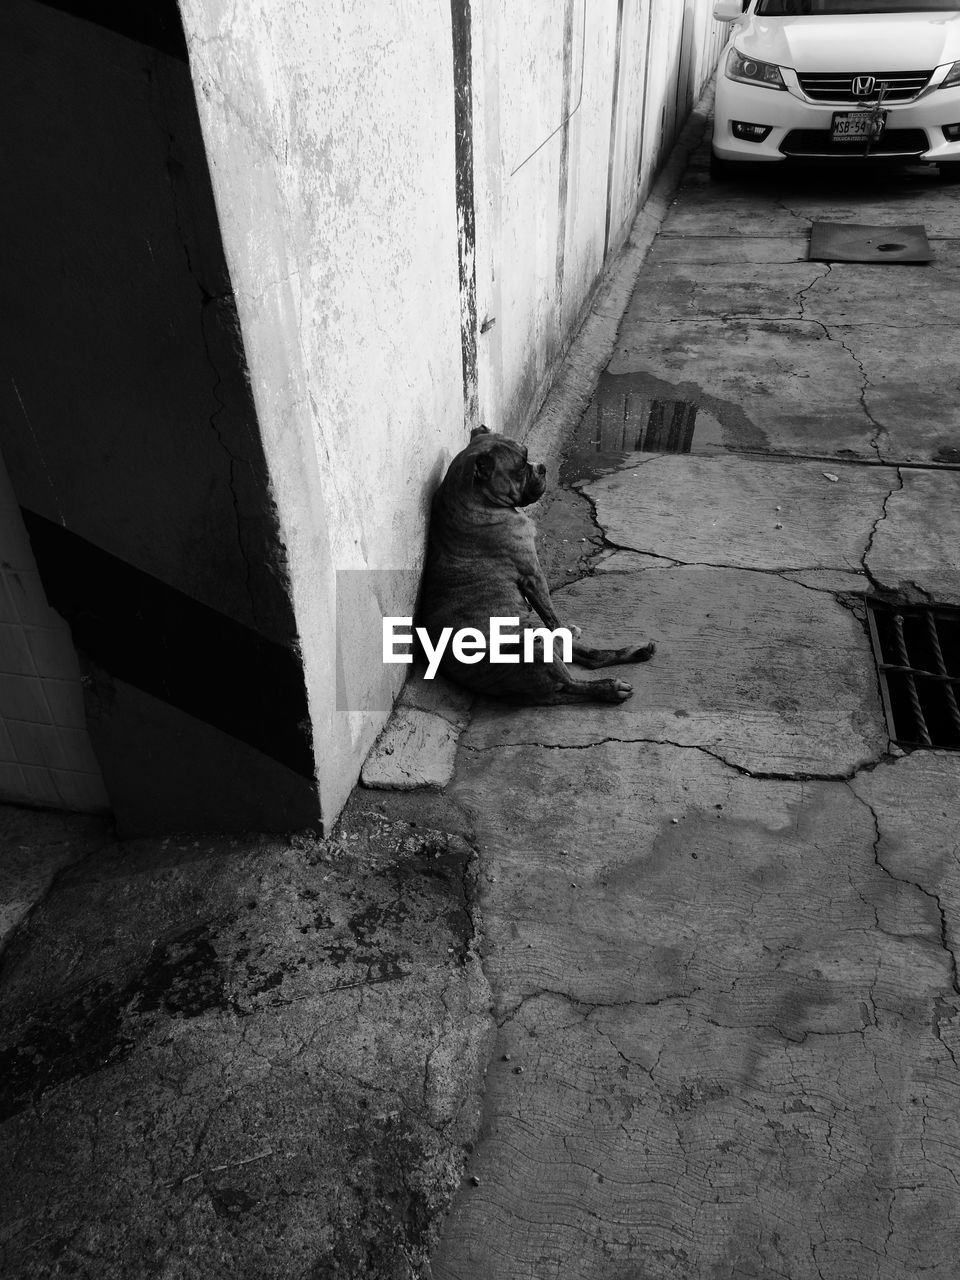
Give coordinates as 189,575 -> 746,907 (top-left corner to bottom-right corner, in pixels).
417,426 -> 655,704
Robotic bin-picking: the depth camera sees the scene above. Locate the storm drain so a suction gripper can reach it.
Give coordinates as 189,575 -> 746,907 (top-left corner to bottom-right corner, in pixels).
866,599 -> 960,749
809,221 -> 932,264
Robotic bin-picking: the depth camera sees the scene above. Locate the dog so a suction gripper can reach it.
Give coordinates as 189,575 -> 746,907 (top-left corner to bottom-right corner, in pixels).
416,426 -> 655,704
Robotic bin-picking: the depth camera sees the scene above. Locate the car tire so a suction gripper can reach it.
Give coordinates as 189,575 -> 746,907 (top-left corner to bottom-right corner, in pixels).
938,163 -> 960,183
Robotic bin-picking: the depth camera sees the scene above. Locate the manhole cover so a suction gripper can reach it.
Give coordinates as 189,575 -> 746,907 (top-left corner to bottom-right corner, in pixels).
809,222 -> 932,263
866,599 -> 960,749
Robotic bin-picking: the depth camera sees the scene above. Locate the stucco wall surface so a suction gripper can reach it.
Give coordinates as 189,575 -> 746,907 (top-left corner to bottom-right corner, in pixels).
178,0 -> 466,823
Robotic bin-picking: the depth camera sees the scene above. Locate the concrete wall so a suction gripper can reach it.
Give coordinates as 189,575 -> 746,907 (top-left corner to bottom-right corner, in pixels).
0,450 -> 108,815
177,0 -> 726,826
178,0 -> 467,825
475,0 -> 727,435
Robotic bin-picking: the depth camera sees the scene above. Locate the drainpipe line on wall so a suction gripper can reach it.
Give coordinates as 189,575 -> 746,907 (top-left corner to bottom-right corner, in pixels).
451,0 -> 479,431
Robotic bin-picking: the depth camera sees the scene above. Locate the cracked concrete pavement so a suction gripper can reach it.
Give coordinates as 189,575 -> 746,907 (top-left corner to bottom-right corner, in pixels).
431,141 -> 960,1278
0,796 -> 492,1280
3,109 -> 960,1280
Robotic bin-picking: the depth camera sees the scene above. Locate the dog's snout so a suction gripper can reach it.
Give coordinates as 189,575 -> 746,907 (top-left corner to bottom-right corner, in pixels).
535,463 -> 546,478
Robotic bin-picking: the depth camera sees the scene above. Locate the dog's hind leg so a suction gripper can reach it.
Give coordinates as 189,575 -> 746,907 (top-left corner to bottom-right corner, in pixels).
520,574 -> 656,671
520,658 -> 634,705
571,639 -> 656,669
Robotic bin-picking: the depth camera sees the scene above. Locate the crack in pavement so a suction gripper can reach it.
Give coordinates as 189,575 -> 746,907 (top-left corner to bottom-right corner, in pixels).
846,781 -> 960,1071
646,314 -> 958,330
572,461 -> 898,591
495,985 -> 705,1032
767,294 -> 890,461
463,735 -> 891,786
794,262 -> 833,322
861,466 -> 905,594
834,332 -> 888,462
710,448 -> 960,472
668,262 -> 892,461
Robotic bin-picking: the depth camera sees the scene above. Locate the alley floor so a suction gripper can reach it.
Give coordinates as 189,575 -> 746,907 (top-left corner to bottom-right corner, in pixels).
3,117 -> 960,1280
430,140 -> 960,1278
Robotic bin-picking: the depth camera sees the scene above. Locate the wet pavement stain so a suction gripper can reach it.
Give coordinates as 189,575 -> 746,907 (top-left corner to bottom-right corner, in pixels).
133,923 -> 235,1018
0,981 -> 135,1122
210,1186 -> 259,1219
559,371 -> 730,486
0,921 -> 240,1121
0,826 -> 481,1121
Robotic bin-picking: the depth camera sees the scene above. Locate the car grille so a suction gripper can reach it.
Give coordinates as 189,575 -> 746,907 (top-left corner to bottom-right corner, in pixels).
781,128 -> 929,157
797,70 -> 932,103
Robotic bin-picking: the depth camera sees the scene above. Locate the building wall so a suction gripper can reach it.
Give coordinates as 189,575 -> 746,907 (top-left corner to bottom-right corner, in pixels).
476,0 -> 727,435
0,451 -> 108,815
1,0 -> 319,835
177,0 -> 725,826
178,0 -> 467,825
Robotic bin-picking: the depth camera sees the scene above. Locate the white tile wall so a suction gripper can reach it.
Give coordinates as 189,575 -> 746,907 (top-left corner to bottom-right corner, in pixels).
0,452 -> 109,813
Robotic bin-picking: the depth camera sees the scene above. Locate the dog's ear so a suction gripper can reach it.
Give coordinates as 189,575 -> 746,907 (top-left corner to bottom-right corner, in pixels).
474,451 -> 495,481
470,424 -> 491,439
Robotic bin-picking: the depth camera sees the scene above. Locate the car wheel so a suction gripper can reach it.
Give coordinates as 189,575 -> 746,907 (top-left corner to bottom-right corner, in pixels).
938,163 -> 960,183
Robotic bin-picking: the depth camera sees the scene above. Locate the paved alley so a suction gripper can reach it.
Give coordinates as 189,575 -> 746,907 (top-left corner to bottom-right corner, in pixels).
4,97 -> 960,1280
431,137 -> 960,1277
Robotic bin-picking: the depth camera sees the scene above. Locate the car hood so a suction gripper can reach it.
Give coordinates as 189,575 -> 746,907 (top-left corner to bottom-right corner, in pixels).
737,12 -> 960,71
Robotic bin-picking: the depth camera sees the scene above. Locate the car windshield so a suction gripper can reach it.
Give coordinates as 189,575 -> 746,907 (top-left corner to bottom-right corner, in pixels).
756,1 -> 960,12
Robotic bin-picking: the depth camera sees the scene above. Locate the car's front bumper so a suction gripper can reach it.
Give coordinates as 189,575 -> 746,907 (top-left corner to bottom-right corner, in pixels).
712,71 -> 960,164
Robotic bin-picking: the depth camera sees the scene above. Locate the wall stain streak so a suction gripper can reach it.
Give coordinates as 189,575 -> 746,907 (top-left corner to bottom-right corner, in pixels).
675,7 -> 693,132
603,0 -> 626,259
451,0 -> 478,430
554,0 -> 577,349
638,0 -> 657,181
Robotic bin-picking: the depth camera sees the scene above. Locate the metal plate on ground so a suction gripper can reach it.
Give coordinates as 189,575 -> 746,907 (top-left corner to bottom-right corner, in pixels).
809,221 -> 932,263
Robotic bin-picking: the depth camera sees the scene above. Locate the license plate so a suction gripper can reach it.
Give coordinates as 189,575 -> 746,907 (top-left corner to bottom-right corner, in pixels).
831,110 -> 886,143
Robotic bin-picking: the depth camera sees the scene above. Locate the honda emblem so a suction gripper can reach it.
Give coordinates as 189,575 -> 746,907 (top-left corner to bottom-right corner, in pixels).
852,75 -> 876,97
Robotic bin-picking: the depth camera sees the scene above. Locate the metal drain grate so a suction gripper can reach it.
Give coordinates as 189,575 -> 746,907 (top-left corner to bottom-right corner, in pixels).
866,599 -> 960,749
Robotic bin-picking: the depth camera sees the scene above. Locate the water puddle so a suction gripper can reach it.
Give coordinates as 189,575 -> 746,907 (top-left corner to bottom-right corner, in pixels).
559,371 -> 725,486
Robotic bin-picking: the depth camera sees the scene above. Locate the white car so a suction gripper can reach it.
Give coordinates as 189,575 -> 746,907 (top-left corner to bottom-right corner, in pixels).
711,0 -> 960,178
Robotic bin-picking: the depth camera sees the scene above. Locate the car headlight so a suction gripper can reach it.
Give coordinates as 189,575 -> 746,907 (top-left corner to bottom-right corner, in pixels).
939,61 -> 960,89
725,49 -> 786,91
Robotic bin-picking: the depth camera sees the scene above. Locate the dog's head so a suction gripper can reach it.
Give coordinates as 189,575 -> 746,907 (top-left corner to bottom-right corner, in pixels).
446,425 -> 547,509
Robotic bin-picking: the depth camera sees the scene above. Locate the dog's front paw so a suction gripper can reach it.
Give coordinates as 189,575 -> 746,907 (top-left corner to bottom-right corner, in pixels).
594,677 -> 633,703
629,641 -> 656,663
